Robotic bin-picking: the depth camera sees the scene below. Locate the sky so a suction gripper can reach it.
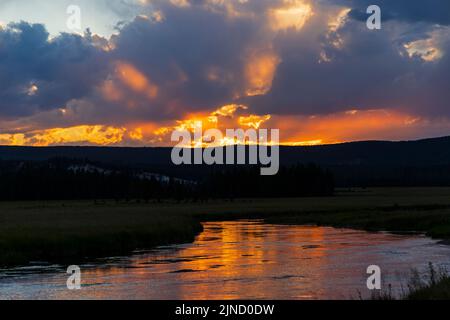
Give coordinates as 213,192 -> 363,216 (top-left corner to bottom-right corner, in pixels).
0,0 -> 450,147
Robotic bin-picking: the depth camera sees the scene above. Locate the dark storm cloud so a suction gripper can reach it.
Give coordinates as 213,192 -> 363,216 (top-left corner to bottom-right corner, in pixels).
1,0 -> 450,129
327,0 -> 450,25
245,15 -> 450,117
245,19 -> 412,114
109,3 -> 266,118
0,2 -> 270,124
0,22 -> 109,118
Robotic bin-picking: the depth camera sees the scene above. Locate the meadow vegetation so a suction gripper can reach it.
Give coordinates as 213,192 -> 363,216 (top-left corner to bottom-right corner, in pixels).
371,263 -> 450,300
2,187 -> 450,267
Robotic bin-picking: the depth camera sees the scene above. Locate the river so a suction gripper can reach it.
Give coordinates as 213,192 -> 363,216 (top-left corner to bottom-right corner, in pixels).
1,220 -> 450,299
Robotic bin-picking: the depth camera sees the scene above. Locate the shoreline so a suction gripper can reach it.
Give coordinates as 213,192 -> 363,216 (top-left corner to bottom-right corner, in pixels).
3,187 -> 450,268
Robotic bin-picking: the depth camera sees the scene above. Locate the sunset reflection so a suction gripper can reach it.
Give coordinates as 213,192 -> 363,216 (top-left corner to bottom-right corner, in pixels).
2,221 -> 448,300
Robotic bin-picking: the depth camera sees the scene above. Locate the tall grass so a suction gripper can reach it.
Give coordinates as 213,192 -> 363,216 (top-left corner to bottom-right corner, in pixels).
406,263 -> 450,300
370,263 -> 450,300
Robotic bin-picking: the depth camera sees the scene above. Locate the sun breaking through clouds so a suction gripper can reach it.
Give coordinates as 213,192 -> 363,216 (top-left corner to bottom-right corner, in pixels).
1,0 -> 450,146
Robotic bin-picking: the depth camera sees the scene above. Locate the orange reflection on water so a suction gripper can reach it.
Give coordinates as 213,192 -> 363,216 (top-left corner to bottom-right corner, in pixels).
71,221 -> 329,300
5,221 -> 449,300
173,221 -> 327,299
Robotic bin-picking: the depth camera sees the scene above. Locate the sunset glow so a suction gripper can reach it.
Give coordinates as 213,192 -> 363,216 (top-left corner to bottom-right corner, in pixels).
269,0 -> 314,31
1,107 -> 446,147
115,61 -> 159,100
245,52 -> 280,97
1,0 -> 450,147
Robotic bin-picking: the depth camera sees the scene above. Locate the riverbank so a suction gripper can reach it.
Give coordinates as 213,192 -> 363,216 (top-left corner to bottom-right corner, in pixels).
0,202 -> 203,267
2,187 -> 450,267
371,263 -> 450,300
407,276 -> 450,300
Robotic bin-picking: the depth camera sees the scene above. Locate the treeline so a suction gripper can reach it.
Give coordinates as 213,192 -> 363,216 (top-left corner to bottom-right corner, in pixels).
201,165 -> 334,198
0,159 -> 334,201
0,159 -> 186,201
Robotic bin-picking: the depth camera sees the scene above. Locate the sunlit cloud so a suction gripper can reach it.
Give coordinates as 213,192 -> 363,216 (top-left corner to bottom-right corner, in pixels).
3,108 -> 450,147
115,61 -> 159,99
399,26 -> 450,62
100,80 -> 124,102
270,109 -> 450,146
212,104 -> 248,117
147,104 -> 271,147
269,0 -> 314,31
128,127 -> 144,140
245,52 -> 280,96
26,84 -> 39,96
328,8 -> 351,33
404,39 -> 443,62
283,139 -> 323,146
0,125 -> 127,146
170,0 -> 191,8
1,0 -> 450,148
239,114 -> 271,129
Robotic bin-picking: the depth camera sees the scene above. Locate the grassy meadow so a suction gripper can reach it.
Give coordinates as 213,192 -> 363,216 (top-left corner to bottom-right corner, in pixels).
2,187 -> 450,267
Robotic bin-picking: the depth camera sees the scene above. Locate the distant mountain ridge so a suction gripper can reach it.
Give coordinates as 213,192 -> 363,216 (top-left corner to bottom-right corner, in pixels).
1,136 -> 450,166
2,136 -> 450,186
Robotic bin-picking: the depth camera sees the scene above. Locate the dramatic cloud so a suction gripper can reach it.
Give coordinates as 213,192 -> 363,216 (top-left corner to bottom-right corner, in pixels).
335,0 -> 450,26
1,0 -> 450,146
0,22 -> 109,117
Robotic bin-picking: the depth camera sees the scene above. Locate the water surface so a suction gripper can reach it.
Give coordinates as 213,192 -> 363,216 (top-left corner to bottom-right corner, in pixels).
1,220 -> 450,299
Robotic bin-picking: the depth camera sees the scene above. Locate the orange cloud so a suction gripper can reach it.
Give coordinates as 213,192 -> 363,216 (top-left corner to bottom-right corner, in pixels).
239,114 -> 271,129
2,107 -> 448,148
0,125 -> 127,146
212,104 -> 248,117
245,52 -> 280,96
100,80 -> 124,102
269,109 -> 437,145
145,104 -> 260,147
115,61 -> 158,99
284,139 -> 324,146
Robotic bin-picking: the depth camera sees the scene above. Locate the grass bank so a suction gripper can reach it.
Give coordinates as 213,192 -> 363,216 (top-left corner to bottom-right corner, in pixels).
407,276 -> 450,300
0,203 -> 203,267
372,263 -> 450,300
3,187 -> 450,267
